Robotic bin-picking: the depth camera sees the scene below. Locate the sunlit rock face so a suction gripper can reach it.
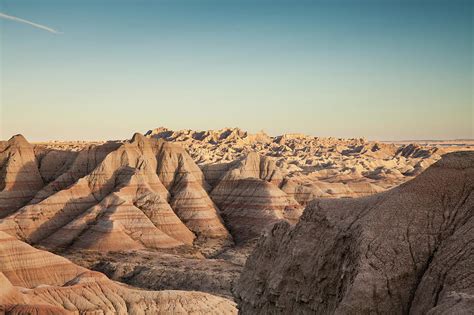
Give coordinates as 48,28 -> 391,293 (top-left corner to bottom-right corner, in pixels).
0,133 -> 309,253
0,134 -> 232,253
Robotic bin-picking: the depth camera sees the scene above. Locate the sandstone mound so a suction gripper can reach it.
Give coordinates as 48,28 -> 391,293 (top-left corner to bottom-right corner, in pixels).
210,153 -> 303,243
0,231 -> 237,314
0,134 -> 231,252
235,152 -> 474,314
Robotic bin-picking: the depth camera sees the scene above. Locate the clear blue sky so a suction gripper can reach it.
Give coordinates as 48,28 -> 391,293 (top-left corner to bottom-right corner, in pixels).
0,0 -> 472,141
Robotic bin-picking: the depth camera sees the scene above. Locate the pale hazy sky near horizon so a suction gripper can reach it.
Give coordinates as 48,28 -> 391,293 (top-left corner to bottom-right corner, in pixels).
0,0 -> 472,141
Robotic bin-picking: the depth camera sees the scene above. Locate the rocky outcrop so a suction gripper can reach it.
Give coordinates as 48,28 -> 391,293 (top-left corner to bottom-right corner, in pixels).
1,133 -> 305,253
0,231 -> 237,314
235,152 -> 474,314
1,131 -> 465,314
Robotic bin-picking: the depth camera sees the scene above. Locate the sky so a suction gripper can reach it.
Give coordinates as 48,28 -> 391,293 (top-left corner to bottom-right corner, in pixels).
0,0 -> 472,141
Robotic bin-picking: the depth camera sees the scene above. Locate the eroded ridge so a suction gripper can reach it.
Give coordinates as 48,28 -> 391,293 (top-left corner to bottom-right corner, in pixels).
146,127 -> 446,202
0,133 -> 305,256
0,134 -> 231,254
235,152 -> 474,314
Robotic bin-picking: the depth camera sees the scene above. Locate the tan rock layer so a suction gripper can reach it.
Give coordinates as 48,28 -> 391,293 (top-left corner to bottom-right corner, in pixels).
0,134 -> 231,252
0,231 -> 237,314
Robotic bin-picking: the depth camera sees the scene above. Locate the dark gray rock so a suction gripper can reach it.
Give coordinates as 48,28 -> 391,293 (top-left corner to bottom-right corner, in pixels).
235,152 -> 474,314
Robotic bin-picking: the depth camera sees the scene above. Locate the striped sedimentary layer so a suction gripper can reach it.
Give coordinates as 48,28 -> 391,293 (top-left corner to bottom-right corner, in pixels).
0,133 -> 230,252
156,141 -> 230,242
0,231 -> 237,314
209,152 -> 303,243
280,177 -> 386,205
0,133 -> 302,252
0,230 -> 86,288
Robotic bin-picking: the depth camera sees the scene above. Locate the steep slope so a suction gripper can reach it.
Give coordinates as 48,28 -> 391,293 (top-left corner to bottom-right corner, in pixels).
156,142 -> 231,244
210,153 -> 303,243
0,135 -> 44,218
0,231 -> 237,314
235,152 -> 474,314
0,134 -> 230,252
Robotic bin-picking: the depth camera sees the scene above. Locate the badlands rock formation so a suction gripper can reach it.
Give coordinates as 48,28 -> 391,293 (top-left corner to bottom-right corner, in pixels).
208,152 -> 303,243
0,130 -> 469,313
0,133 -> 305,301
235,151 -> 474,314
0,134 -> 232,253
146,127 -> 445,202
0,231 -> 237,314
0,132 -> 309,254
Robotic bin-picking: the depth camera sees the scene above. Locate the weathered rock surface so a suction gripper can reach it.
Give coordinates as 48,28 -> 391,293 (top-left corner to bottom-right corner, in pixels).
1,131 -> 469,314
235,152 -> 474,314
0,231 -> 237,314
0,134 -> 302,302
64,249 -> 243,300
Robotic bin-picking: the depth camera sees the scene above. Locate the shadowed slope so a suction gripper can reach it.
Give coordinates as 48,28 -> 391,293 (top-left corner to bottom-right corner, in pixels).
235,152 -> 474,314
0,135 -> 44,218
